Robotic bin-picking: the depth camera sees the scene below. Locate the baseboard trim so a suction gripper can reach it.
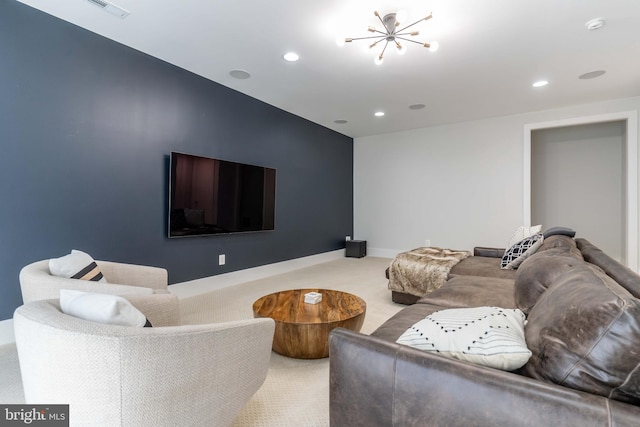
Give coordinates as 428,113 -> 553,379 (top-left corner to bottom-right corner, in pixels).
0,319 -> 14,346
169,249 -> 346,299
368,247 -> 402,259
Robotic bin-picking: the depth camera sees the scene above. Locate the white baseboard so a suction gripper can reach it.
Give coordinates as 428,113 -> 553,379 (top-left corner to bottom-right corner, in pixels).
0,319 -> 15,346
368,247 -> 402,259
169,249 -> 346,299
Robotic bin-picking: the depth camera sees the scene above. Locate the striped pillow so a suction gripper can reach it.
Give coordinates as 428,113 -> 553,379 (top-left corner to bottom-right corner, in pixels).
49,250 -> 108,283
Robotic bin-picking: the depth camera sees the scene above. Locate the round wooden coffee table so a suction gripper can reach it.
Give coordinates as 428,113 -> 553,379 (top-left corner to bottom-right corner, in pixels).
252,289 -> 366,359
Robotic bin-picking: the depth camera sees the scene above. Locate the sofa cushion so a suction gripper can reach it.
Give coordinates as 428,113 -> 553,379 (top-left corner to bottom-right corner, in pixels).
501,234 -> 544,270
523,263 -> 640,405
536,234 -> 583,259
396,306 -> 531,371
49,250 -> 107,283
449,256 -> 517,280
514,251 -> 585,314
419,275 -> 516,309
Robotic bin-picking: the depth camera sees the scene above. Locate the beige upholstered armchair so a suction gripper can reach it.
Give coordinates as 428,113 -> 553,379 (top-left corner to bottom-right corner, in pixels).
14,299 -> 276,427
19,259 -> 180,326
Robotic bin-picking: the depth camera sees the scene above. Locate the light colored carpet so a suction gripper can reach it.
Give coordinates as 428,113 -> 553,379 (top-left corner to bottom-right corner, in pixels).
0,256 -> 402,426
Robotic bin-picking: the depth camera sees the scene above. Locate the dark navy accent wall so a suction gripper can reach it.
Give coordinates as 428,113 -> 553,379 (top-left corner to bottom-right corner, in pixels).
0,2 -> 353,320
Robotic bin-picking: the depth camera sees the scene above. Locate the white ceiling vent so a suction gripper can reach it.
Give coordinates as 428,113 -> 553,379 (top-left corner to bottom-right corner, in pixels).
86,0 -> 130,19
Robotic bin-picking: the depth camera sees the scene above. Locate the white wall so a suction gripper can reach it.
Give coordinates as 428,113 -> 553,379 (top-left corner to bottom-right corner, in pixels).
532,121 -> 625,261
354,96 -> 640,259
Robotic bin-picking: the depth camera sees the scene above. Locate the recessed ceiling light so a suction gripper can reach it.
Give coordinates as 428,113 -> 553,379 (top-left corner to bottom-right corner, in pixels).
334,119 -> 348,124
409,104 -> 426,110
579,70 -> 606,80
532,80 -> 548,88
374,111 -> 385,117
85,0 -> 129,19
585,18 -> 605,31
283,52 -> 299,62
229,69 -> 251,79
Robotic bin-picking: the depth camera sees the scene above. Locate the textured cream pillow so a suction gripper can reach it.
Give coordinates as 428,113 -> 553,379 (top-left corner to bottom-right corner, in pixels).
396,306 -> 531,371
507,225 -> 542,249
49,250 -> 107,283
60,289 -> 150,327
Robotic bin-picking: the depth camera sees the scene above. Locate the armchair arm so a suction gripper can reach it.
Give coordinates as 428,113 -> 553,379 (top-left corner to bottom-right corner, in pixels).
97,261 -> 168,291
125,293 -> 180,326
330,328 -> 640,427
116,318 -> 275,426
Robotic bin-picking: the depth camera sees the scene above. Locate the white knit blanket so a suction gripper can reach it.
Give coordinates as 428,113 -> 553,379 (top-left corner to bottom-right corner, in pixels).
388,247 -> 471,297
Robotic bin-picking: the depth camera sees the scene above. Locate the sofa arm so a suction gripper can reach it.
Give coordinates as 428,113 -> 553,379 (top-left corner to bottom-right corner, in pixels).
329,328 -> 640,427
473,247 -> 505,258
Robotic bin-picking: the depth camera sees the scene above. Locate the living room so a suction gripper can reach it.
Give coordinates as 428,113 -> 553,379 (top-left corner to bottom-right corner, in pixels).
2,0 -> 640,425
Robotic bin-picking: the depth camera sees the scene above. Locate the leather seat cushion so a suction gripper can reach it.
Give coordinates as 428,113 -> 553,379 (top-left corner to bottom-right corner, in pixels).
449,256 -> 516,280
523,262 -> 640,405
419,275 -> 516,309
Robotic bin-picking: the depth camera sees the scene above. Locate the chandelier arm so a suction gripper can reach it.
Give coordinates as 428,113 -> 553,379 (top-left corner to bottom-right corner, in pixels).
396,14 -> 432,33
375,11 -> 387,29
395,36 -> 429,46
348,35 -> 387,42
380,40 -> 390,57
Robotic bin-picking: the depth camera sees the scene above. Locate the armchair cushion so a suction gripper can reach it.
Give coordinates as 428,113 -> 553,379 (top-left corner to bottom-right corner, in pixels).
49,249 -> 107,282
60,290 -> 151,327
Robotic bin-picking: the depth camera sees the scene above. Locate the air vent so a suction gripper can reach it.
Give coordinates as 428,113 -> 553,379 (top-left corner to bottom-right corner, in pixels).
86,0 -> 130,19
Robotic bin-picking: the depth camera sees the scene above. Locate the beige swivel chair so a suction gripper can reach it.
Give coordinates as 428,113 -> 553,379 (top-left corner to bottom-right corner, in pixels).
14,299 -> 275,427
19,259 -> 180,326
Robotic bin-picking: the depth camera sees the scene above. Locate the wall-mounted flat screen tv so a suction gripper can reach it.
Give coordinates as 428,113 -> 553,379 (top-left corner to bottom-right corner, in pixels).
168,152 -> 276,237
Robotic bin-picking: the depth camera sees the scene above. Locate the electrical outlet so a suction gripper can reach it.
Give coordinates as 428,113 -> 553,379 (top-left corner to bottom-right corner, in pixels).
346,235 -> 351,241
218,254 -> 226,265
425,240 -> 431,247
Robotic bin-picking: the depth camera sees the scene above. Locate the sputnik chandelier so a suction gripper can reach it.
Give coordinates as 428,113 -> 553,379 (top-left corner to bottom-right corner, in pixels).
343,10 -> 437,65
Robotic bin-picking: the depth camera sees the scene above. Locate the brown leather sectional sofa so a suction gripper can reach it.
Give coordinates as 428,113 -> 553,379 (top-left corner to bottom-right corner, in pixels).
330,236 -> 640,426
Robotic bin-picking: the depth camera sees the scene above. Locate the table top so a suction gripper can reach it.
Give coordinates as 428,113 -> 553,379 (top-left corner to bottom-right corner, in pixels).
252,288 -> 366,325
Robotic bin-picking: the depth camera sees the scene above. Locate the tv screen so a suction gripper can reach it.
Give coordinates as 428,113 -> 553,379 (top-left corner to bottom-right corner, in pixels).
168,152 -> 276,237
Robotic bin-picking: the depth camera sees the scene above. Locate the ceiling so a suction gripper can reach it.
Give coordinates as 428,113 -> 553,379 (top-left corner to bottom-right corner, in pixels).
16,0 -> 640,138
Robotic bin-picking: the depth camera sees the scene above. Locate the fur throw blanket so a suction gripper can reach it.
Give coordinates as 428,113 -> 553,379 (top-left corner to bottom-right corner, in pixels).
388,247 -> 471,297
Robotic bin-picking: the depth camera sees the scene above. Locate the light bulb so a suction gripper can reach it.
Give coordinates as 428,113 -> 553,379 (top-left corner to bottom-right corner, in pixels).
428,41 -> 439,52
336,36 -> 345,47
374,55 -> 384,65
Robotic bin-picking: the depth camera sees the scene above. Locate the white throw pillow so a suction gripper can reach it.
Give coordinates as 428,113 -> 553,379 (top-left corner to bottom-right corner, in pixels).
396,306 -> 531,371
60,289 -> 150,327
49,250 -> 107,283
507,225 -> 542,249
